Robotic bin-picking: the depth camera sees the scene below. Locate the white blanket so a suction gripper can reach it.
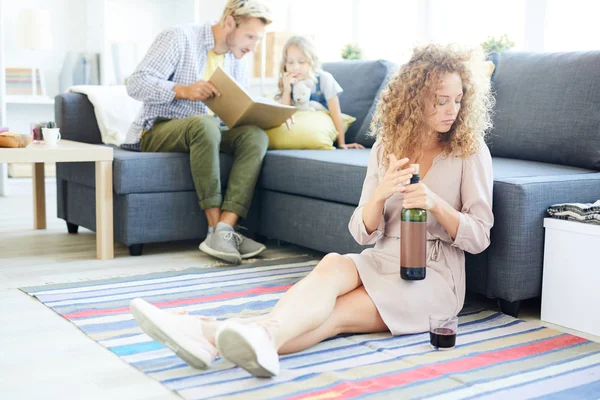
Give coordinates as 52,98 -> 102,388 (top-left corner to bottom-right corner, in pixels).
68,85 -> 142,146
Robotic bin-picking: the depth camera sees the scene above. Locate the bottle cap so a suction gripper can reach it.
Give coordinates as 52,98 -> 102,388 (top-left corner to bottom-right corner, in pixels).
409,164 -> 420,184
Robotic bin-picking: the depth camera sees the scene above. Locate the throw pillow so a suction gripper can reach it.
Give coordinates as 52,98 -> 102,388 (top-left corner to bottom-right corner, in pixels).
266,111 -> 356,150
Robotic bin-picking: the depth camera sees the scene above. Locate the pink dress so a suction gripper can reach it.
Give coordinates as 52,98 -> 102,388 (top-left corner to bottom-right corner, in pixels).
346,140 -> 494,335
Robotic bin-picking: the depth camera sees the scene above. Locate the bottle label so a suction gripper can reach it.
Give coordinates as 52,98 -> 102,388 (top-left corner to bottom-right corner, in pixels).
400,221 -> 427,268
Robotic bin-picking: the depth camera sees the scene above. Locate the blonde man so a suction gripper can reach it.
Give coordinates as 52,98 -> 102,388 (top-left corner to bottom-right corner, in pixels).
125,1 -> 273,264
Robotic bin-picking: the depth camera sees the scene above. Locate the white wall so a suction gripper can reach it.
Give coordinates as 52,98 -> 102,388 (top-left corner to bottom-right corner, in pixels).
3,0 -> 87,135
4,0 -> 87,98
195,0 -> 228,22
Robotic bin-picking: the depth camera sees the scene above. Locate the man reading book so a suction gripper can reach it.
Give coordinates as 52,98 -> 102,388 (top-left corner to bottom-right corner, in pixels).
124,0 -> 273,264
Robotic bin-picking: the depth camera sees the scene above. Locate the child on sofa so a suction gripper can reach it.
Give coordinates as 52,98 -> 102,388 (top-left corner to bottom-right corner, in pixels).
276,36 -> 364,149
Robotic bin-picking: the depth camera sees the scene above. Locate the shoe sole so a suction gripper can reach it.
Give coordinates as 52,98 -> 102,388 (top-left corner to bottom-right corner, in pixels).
216,324 -> 279,377
241,244 -> 267,260
199,242 -> 242,264
130,299 -> 213,370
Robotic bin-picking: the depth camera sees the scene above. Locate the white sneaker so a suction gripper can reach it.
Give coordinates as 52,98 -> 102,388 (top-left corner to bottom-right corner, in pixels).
215,320 -> 280,377
129,298 -> 217,369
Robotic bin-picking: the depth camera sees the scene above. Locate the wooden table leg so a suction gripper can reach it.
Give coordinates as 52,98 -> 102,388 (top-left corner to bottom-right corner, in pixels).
95,160 -> 114,260
33,163 -> 46,229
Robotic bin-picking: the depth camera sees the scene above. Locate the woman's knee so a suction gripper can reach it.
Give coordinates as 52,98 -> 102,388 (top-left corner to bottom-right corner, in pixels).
312,253 -> 356,283
186,116 -> 221,146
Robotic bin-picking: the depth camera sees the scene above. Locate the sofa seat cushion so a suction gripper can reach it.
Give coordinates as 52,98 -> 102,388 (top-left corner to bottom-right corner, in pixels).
56,147 -> 233,194
492,157 -> 596,180
259,149 -> 371,205
259,152 -> 599,207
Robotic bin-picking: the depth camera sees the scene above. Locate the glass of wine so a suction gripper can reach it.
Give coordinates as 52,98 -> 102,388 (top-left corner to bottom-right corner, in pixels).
429,315 -> 458,350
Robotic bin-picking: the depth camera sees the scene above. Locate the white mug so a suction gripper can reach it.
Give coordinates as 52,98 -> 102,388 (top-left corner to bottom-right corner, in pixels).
42,128 -> 61,146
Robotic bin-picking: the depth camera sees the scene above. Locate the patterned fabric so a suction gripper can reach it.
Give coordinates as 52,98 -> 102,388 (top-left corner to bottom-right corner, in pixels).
123,22 -> 249,150
547,200 -> 600,225
21,257 -> 600,399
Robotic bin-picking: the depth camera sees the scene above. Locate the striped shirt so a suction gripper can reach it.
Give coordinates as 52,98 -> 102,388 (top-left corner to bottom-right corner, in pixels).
123,22 -> 249,150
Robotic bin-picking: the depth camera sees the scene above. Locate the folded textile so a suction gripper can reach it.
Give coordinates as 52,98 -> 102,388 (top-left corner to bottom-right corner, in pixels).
547,200 -> 600,225
68,85 -> 142,146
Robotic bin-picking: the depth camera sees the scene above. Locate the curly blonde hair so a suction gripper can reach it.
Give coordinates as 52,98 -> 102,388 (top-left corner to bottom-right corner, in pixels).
371,43 -> 494,165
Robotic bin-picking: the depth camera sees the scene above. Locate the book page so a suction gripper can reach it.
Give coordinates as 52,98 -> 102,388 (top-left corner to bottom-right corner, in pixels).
205,67 -> 296,130
203,67 -> 252,128
238,102 -> 296,130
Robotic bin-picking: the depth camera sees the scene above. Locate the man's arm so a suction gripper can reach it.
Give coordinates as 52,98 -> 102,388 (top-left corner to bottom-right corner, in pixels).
126,29 -> 180,104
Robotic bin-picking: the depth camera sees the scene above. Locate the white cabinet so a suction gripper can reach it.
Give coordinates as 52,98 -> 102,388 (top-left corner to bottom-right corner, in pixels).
541,218 -> 600,337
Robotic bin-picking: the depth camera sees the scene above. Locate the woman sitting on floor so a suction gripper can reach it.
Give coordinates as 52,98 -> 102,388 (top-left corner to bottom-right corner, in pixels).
129,43 -> 495,378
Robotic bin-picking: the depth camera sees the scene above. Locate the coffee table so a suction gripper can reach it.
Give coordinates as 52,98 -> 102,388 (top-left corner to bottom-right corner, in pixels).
0,140 -> 114,260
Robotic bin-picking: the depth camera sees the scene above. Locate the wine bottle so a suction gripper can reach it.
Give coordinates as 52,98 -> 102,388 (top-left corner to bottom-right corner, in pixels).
400,164 -> 427,280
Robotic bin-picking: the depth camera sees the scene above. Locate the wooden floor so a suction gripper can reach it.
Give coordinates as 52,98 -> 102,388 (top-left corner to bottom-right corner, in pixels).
1,177 -> 597,399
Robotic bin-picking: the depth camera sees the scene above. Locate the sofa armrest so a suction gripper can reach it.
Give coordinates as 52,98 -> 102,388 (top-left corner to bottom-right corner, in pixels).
55,93 -> 103,144
485,172 -> 600,301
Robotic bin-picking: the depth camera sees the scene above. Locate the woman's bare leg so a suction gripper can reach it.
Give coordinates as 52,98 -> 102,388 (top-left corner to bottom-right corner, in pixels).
201,254 -> 362,348
265,254 -> 363,349
278,285 -> 388,354
195,254 -> 366,349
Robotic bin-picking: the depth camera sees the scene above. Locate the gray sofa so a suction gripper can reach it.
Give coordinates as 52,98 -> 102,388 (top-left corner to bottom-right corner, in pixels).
55,53 -> 600,317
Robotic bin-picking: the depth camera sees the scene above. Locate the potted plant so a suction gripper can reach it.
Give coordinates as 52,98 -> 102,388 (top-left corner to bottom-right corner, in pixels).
481,34 -> 515,53
341,43 -> 364,60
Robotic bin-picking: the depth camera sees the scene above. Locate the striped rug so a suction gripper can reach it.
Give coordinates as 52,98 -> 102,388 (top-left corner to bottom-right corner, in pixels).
22,256 -> 600,399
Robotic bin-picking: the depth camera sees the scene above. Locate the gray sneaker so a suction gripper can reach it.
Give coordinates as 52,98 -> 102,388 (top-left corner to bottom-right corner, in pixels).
199,231 -> 242,264
238,235 -> 267,259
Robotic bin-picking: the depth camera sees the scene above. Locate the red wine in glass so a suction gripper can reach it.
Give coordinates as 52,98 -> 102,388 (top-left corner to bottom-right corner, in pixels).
430,327 -> 456,349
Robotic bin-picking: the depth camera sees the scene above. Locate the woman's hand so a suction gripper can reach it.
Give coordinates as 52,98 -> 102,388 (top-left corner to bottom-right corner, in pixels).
282,72 -> 299,93
373,154 -> 414,203
401,182 -> 438,211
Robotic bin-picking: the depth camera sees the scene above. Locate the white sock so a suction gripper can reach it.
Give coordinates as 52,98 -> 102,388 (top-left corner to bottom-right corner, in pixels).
215,222 -> 234,232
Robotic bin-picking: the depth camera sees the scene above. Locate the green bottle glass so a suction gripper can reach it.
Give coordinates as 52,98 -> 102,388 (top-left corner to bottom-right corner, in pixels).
400,164 -> 427,280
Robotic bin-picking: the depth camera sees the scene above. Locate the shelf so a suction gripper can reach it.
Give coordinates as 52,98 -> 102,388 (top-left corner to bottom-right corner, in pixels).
5,96 -> 55,105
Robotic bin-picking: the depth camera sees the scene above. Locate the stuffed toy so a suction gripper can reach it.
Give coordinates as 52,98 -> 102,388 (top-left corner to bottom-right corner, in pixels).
292,78 -> 327,111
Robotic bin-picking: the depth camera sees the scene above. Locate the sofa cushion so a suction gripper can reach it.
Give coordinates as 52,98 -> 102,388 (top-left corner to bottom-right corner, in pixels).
56,147 -> 233,195
485,169 -> 600,301
259,150 -> 597,207
265,111 -> 356,150
323,60 -> 396,148
259,149 -> 370,205
490,51 -> 600,170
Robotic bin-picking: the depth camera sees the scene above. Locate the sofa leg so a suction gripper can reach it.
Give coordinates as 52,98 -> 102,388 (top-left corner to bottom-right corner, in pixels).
498,299 -> 521,318
66,222 -> 79,234
129,244 -> 144,256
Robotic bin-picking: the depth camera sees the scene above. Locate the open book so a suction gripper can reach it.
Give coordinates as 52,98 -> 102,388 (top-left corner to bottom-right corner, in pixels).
203,66 -> 296,130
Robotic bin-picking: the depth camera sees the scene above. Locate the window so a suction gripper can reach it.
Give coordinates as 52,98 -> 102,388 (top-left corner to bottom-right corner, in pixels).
357,0 -> 420,63
287,0 -> 354,61
428,0 -> 526,50
545,0 -> 600,51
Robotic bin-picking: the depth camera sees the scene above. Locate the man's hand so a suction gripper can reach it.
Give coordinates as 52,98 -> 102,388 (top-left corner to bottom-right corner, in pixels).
174,80 -> 220,101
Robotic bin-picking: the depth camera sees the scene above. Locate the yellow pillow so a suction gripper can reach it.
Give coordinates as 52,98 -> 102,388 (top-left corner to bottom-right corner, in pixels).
266,111 -> 356,150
